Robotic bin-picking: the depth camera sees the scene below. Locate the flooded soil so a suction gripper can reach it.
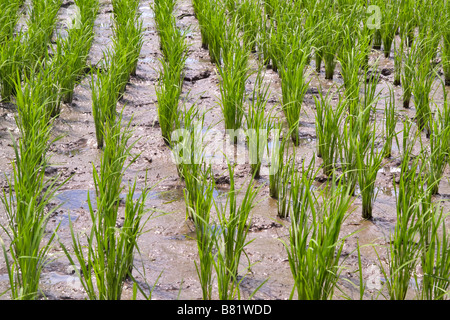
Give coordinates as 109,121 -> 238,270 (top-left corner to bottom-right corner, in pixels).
0,0 -> 449,300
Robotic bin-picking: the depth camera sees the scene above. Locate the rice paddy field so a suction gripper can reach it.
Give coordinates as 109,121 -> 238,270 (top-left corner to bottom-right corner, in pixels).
1,0 -> 450,301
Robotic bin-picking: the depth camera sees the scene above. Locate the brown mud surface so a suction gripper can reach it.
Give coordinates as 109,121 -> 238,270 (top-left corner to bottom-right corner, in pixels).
0,0 -> 449,300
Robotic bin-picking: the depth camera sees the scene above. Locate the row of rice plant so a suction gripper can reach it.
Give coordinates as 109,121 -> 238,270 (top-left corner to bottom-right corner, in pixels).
187,160 -> 263,300
153,0 -> 189,145
53,0 -> 99,107
55,0 -> 152,299
91,0 -> 143,148
61,114 -> 151,300
0,0 -> 59,102
1,62 -> 67,300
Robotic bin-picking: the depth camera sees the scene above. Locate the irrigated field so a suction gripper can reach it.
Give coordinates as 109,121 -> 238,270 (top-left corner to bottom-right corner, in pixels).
0,0 -> 450,300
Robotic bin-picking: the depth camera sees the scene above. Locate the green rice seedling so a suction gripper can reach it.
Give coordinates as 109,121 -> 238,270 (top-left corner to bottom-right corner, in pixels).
264,0 -> 278,19
23,0 -> 61,73
424,112 -> 449,196
338,25 -> 371,105
186,165 -> 216,300
311,9 -> 326,73
357,66 -> 380,148
62,115 -> 147,300
153,0 -> 176,37
192,0 -> 210,49
277,156 -> 295,219
1,71 -> 66,299
356,122 -> 384,220
112,1 -> 144,77
398,0 -> 415,47
323,13 -> 343,80
0,35 -> 22,102
268,121 -> 286,199
90,59 -> 121,149
339,117 -> 358,196
289,158 -> 319,224
172,103 -> 208,180
393,38 -> 403,86
380,0 -> 399,58
218,26 -> 251,144
401,41 -> 415,109
173,106 -> 213,222
279,32 -> 311,146
206,1 -> 227,65
17,60 -> 62,118
54,29 -> 94,104
213,161 -> 262,300
443,36 -> 450,86
384,87 -> 398,159
75,0 -> 100,26
315,90 -> 346,177
235,0 -> 261,52
372,29 -> 382,50
283,173 -> 353,300
156,55 -> 186,145
411,39 -> 437,136
112,21 -> 144,82
377,143 -> 424,300
246,72 -> 273,178
0,0 -> 20,45
257,12 -> 271,66
418,203 -> 450,300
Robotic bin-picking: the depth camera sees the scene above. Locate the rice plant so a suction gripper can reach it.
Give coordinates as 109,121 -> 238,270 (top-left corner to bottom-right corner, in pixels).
322,12 -> 343,80
378,140 -> 424,300
337,23 -> 371,104
276,155 -> 295,219
393,37 -> 403,86
418,202 -> 450,300
356,122 -> 384,220
279,31 -> 311,146
411,37 -> 437,136
315,89 -> 346,177
187,165 -> 216,300
90,54 -> 125,149
155,54 -> 186,145
339,117 -> 358,196
54,29 -> 94,104
380,0 -> 399,58
283,173 -> 353,300
246,72 -> 273,178
218,23 -> 251,144
424,110 -> 449,196
53,0 -> 99,104
0,35 -> 22,102
398,0 -> 416,47
153,0 -> 188,145
268,121 -> 286,199
0,0 -> 20,45
192,0 -> 210,50
383,87 -> 398,159
372,29 -> 382,50
213,161 -> 262,300
401,38 -> 415,109
235,0 -> 261,52
61,115 -> 149,300
441,1 -> 450,86
23,0 -> 61,74
205,0 -> 227,65
0,71 -> 66,300
112,0 -> 143,77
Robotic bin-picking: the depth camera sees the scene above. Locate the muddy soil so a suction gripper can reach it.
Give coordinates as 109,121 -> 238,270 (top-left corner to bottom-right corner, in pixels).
0,0 -> 449,300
